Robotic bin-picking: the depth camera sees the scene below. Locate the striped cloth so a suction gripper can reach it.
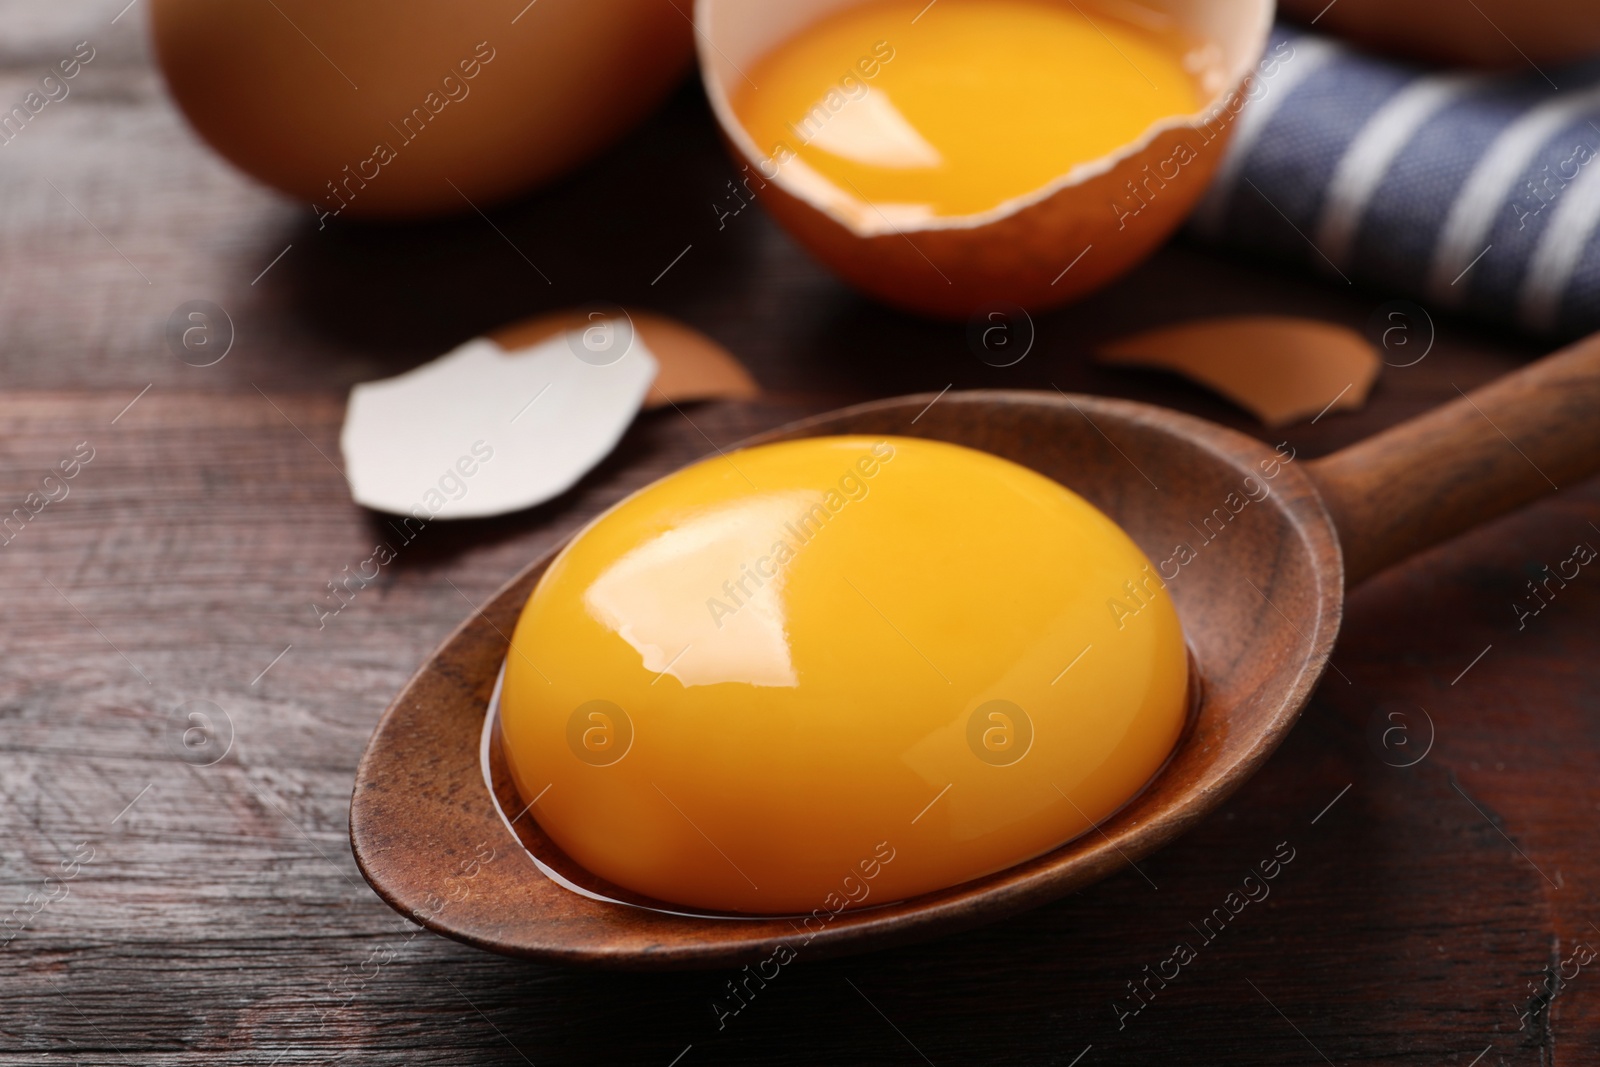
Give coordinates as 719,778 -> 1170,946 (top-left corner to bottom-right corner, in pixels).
1191,26 -> 1600,337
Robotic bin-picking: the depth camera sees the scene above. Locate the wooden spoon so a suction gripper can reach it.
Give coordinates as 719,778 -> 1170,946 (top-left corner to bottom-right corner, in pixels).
351,333 -> 1600,969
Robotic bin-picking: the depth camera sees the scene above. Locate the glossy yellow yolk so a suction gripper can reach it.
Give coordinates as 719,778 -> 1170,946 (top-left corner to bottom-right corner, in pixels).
732,0 -> 1204,219
501,436 -> 1188,914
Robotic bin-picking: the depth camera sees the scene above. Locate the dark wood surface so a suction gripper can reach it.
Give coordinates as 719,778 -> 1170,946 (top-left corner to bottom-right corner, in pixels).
4,3 -> 1596,1064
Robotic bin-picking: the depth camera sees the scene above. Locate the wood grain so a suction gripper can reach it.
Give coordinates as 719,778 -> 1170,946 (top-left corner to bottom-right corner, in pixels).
1309,330 -> 1600,584
2,1 -> 1597,1063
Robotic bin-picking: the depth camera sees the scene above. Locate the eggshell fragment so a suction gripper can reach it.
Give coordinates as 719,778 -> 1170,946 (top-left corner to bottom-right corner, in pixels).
1098,316 -> 1380,427
488,310 -> 758,408
341,333 -> 656,520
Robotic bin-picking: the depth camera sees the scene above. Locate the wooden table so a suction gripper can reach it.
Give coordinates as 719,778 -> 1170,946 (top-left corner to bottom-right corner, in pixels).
5,4 -> 1594,1064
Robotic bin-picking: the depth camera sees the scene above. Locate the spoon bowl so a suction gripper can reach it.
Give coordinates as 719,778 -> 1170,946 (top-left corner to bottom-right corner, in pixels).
351,334 -> 1600,968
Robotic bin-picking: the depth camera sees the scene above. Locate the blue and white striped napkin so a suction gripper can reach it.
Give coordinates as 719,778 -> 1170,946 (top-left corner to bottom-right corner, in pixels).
1192,27 -> 1600,337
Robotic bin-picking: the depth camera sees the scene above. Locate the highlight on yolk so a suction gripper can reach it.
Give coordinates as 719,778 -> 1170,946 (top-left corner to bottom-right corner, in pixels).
499,436 -> 1189,915
731,0 -> 1208,220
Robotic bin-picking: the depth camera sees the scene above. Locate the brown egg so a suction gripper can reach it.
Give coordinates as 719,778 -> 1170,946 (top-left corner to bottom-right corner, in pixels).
1278,0 -> 1600,68
697,0 -> 1273,319
150,0 -> 694,220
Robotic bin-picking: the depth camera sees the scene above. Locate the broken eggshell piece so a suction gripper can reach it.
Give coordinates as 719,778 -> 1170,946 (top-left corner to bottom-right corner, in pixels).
488,309 -> 758,410
1098,316 -> 1381,428
340,328 -> 656,520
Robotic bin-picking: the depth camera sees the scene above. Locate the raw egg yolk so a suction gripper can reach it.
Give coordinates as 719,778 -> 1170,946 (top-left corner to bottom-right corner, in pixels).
500,436 -> 1187,914
732,0 -> 1205,219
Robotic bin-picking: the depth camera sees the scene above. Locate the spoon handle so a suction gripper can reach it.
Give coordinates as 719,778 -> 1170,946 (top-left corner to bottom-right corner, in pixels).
1306,330 -> 1600,587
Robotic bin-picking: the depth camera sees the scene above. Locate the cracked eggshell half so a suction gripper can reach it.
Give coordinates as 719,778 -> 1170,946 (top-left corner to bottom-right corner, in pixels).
695,0 -> 1274,319
341,330 -> 656,520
